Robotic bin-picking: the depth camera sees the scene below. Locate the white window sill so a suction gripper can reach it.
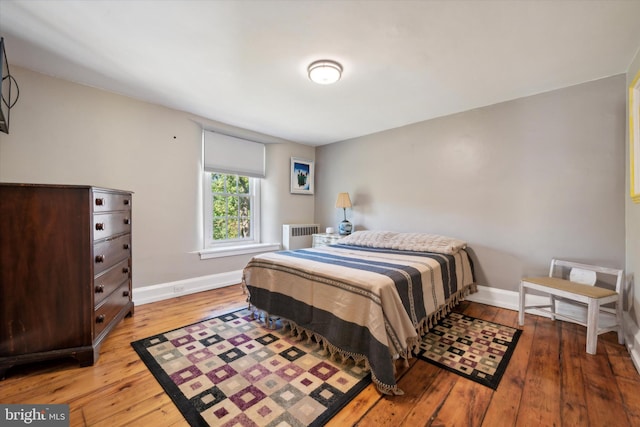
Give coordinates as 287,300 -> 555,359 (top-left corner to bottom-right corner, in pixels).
198,242 -> 281,260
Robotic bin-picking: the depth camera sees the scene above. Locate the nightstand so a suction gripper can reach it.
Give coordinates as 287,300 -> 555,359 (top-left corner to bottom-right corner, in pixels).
312,233 -> 343,248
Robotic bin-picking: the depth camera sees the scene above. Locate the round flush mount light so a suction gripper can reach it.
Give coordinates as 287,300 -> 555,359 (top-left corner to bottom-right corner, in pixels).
308,60 -> 343,85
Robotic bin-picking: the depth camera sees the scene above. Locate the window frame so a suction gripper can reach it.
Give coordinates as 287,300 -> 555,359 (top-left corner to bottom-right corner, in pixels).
202,171 -> 261,249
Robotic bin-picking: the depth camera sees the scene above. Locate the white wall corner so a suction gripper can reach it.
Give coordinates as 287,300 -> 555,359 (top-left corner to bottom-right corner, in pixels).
133,270 -> 243,306
466,284 -> 640,375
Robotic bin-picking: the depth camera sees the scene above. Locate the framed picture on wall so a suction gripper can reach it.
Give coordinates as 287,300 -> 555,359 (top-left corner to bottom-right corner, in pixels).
290,157 -> 314,195
630,69 -> 640,203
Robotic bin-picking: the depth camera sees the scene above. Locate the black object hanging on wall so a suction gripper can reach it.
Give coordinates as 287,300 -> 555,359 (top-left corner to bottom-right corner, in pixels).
0,37 -> 20,134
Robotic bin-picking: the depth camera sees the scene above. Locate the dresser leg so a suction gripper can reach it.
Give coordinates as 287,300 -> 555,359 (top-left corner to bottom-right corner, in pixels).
0,365 -> 11,380
74,350 -> 96,368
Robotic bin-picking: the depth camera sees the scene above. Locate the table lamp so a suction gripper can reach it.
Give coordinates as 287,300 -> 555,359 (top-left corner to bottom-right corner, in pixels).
335,192 -> 353,235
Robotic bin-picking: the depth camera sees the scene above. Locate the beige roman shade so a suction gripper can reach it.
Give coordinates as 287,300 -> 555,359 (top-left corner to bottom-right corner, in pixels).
203,130 -> 265,178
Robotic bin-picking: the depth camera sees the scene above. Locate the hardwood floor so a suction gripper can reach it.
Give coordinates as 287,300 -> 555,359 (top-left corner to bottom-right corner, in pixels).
2,284 -> 639,426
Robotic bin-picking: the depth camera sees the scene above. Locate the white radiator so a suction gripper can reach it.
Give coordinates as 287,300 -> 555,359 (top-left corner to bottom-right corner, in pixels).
282,223 -> 320,250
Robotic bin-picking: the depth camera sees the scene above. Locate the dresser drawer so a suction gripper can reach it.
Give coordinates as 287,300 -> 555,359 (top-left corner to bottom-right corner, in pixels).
93,212 -> 132,241
94,259 -> 131,306
93,191 -> 132,213
94,281 -> 131,338
93,234 -> 131,275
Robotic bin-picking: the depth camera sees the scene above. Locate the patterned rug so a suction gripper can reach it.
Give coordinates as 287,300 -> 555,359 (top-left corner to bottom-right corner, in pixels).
131,307 -> 371,426
416,312 -> 522,390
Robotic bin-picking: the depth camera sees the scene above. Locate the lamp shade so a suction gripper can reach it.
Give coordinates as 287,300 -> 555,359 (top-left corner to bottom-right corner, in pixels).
335,192 -> 352,209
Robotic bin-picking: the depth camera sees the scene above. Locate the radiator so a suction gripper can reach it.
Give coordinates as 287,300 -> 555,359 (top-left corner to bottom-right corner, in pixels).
282,223 -> 320,250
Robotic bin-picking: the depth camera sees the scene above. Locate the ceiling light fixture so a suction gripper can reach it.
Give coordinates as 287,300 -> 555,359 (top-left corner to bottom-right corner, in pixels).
308,60 -> 343,85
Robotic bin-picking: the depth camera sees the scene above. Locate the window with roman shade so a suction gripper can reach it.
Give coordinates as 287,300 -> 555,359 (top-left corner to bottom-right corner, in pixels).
201,130 -> 271,255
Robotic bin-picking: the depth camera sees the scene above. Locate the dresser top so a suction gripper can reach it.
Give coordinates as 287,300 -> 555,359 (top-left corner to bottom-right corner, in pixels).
0,183 -> 133,193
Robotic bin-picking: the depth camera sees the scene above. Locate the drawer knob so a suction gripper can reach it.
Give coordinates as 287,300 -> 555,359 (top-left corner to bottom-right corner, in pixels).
95,285 -> 105,293
123,199 -> 130,205
122,267 -> 130,274
123,218 -> 130,225
95,223 -> 104,231
96,314 -> 106,324
95,255 -> 105,263
122,290 -> 130,297
95,198 -> 104,206
123,243 -> 130,250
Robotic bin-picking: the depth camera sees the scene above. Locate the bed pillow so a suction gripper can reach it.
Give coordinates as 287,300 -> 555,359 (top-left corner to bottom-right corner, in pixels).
338,230 -> 467,255
337,230 -> 395,247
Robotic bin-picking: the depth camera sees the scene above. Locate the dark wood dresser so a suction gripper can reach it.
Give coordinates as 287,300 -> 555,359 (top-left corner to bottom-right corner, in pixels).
0,183 -> 134,378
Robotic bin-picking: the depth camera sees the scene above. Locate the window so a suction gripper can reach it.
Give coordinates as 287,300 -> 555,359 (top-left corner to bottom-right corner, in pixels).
204,172 -> 260,248
200,130 -> 277,258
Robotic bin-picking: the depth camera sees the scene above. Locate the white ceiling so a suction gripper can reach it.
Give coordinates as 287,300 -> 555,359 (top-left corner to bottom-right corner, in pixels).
1,0 -> 640,146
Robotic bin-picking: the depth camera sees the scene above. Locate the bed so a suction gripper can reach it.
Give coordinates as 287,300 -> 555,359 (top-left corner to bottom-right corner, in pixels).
242,230 -> 476,395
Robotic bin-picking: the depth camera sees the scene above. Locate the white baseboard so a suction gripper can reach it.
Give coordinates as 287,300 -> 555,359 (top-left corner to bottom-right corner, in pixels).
623,311 -> 640,374
466,284 -> 640,375
133,270 -> 243,306
465,284 -> 522,311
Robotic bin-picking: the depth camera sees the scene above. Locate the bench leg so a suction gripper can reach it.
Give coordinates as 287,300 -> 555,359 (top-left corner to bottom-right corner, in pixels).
518,282 -> 526,326
617,302 -> 625,345
586,298 -> 599,355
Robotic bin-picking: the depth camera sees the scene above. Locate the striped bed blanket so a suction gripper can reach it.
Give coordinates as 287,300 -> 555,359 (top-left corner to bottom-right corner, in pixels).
242,243 -> 475,395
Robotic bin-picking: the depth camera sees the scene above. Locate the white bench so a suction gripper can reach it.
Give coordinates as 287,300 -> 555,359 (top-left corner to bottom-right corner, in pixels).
518,259 -> 624,355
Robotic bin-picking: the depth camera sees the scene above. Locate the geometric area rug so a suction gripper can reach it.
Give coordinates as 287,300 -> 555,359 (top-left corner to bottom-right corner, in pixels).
131,307 -> 371,426
415,312 -> 522,390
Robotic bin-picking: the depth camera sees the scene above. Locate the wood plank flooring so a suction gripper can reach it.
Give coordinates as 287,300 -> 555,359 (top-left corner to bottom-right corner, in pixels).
1,284 -> 639,426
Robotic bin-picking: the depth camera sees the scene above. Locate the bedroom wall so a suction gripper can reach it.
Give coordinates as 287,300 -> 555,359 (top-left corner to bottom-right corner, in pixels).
0,66 -> 315,288
626,48 -> 640,353
315,75 -> 626,293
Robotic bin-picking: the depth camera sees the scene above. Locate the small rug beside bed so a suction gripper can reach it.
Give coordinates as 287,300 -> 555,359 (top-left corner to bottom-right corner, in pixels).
131,307 -> 371,427
416,312 -> 522,390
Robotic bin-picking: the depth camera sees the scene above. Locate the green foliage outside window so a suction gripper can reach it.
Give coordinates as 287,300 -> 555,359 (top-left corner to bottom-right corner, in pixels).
211,173 -> 251,241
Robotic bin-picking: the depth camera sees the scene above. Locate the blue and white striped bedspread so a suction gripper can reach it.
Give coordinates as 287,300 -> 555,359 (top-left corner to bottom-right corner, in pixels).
242,244 -> 475,395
